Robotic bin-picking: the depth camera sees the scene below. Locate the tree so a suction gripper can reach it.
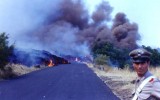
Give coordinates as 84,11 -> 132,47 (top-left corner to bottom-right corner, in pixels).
92,41 -> 131,69
142,45 -> 160,67
0,32 -> 14,69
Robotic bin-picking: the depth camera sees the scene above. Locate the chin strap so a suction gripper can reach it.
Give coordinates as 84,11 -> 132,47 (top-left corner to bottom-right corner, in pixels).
132,76 -> 156,100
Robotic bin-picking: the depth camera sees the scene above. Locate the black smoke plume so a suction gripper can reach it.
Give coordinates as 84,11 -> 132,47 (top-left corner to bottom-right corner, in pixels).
111,13 -> 140,49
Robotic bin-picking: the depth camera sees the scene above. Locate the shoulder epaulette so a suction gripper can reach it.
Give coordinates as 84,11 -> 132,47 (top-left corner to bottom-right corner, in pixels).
149,78 -> 154,82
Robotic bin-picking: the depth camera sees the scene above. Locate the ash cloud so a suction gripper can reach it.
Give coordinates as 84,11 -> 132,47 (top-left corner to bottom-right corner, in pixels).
0,0 -> 141,56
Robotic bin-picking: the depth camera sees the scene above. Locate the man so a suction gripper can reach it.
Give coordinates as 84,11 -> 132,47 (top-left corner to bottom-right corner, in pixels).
129,48 -> 160,100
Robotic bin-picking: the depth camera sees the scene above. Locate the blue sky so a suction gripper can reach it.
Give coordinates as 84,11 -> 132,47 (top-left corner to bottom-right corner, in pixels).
86,0 -> 160,48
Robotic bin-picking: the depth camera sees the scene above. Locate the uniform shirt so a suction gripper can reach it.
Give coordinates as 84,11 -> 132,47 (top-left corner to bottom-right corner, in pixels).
132,71 -> 160,100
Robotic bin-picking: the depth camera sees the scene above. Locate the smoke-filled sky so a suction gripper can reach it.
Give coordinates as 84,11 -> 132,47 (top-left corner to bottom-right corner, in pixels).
86,0 -> 160,48
0,0 -> 158,56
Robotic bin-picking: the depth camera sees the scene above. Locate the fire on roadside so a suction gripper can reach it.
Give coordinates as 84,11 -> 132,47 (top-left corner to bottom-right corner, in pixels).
48,59 -> 55,67
75,57 -> 79,62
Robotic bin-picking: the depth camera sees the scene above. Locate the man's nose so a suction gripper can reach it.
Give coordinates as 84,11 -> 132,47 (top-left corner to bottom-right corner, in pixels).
137,64 -> 142,68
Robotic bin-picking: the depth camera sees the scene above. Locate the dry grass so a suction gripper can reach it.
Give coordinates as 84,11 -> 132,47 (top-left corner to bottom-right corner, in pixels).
86,63 -> 160,100
91,65 -> 135,100
0,64 -> 46,79
9,64 -> 40,76
149,67 -> 160,78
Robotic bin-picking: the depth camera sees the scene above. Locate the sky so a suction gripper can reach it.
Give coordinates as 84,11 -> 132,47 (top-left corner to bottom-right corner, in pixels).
86,0 -> 160,48
0,0 -> 160,49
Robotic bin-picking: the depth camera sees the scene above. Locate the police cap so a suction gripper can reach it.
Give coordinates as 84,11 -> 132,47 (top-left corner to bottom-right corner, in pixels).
129,48 -> 152,63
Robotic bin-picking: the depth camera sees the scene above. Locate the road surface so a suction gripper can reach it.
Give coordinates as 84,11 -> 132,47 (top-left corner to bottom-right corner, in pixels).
0,63 -> 119,100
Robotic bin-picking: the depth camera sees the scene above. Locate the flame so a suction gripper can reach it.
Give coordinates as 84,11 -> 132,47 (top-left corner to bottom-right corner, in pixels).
75,57 -> 78,62
48,59 -> 55,67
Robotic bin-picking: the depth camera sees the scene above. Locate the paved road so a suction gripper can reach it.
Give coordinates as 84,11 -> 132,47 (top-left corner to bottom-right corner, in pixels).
0,63 -> 119,100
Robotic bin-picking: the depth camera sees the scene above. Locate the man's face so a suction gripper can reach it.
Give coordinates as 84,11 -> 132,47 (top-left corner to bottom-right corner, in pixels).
133,61 -> 149,77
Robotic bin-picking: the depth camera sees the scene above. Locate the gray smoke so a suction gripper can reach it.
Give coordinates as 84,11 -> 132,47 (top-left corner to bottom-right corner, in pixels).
24,0 -> 113,56
111,13 -> 140,49
0,0 -> 140,56
92,1 -> 112,24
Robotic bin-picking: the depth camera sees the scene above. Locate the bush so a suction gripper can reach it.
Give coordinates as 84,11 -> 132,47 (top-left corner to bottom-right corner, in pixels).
94,54 -> 108,65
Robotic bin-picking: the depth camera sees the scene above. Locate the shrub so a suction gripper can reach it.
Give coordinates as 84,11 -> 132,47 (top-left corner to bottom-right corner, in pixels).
94,54 -> 108,65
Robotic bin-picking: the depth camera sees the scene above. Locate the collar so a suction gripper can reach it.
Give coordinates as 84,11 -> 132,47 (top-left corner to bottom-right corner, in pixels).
137,71 -> 153,82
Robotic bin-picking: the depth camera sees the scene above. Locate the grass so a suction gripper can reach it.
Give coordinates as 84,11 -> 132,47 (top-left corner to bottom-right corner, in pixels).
0,63 -> 44,79
92,64 -> 160,80
149,67 -> 160,78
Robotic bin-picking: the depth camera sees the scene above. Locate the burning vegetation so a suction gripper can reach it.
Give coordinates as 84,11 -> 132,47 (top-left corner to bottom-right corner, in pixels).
9,49 -> 69,67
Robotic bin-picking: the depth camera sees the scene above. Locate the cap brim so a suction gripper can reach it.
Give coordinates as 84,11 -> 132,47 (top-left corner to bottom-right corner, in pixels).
132,57 -> 149,63
132,59 -> 146,63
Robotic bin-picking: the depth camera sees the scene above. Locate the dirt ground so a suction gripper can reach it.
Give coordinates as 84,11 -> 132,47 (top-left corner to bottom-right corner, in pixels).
100,75 -> 134,100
